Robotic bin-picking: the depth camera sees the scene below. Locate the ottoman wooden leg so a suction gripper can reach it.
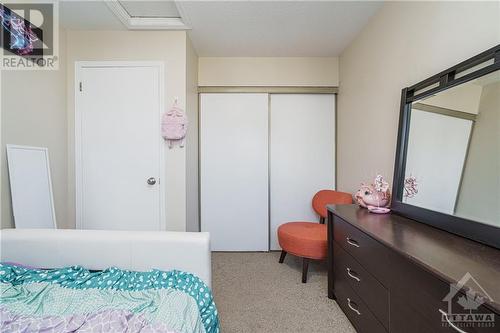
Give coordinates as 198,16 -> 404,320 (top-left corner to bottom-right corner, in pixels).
302,258 -> 309,283
279,250 -> 287,263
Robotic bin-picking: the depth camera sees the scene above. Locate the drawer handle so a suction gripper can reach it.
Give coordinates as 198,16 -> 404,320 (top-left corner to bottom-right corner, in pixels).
438,309 -> 468,333
346,237 -> 360,248
346,268 -> 361,282
347,298 -> 361,315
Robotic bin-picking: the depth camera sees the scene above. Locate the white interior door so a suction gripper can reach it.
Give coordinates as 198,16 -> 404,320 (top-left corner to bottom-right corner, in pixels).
200,93 -> 269,251
76,63 -> 164,231
270,94 -> 335,250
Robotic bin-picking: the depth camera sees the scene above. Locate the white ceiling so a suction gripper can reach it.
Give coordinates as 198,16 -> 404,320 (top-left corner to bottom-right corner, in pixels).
60,1 -> 125,30
60,1 -> 383,57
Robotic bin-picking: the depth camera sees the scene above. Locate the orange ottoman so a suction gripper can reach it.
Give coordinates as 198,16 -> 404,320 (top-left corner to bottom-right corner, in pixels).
277,190 -> 352,283
278,222 -> 327,282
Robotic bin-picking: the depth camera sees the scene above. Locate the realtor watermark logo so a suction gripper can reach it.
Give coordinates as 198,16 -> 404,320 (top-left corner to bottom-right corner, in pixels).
0,1 -> 59,70
441,272 -> 495,330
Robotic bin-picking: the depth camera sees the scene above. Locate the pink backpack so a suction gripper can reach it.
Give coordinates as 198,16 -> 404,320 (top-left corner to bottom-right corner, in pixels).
162,102 -> 188,148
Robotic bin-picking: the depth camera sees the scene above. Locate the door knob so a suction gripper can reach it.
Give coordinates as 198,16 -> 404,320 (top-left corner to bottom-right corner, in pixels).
147,177 -> 156,185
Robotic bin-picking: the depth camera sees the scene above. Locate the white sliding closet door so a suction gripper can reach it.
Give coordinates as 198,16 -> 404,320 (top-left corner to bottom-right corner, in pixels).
403,109 -> 472,214
200,93 -> 269,251
270,94 -> 335,250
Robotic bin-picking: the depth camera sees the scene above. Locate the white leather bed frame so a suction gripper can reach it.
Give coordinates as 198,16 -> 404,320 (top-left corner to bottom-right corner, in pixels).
0,229 -> 212,287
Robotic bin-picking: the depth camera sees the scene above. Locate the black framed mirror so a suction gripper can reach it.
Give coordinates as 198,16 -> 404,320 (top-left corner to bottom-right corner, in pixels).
392,44 -> 500,249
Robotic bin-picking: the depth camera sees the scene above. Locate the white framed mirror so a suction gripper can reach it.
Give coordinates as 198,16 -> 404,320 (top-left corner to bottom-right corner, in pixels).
6,145 -> 57,229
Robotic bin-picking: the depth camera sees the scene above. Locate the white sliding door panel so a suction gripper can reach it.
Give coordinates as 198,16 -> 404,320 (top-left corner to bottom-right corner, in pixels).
76,63 -> 164,231
200,93 -> 269,251
270,94 -> 335,250
403,110 -> 472,214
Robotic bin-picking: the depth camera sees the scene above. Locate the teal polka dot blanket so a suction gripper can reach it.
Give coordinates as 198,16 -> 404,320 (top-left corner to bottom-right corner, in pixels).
0,263 -> 220,333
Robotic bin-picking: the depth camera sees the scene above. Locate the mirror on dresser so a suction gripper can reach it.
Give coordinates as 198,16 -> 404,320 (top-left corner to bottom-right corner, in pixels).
392,45 -> 500,249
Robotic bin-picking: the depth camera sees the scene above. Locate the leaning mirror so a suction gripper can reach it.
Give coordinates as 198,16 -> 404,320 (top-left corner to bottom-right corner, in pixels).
392,45 -> 500,249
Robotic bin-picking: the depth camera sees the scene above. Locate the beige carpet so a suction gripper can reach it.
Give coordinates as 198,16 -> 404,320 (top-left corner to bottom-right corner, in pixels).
212,252 -> 356,333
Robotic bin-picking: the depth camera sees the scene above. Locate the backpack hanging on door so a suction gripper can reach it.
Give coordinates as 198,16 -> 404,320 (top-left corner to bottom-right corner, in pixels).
162,100 -> 188,148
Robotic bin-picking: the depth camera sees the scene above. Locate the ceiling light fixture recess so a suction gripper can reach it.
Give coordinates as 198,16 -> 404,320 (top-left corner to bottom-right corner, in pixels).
105,1 -> 190,30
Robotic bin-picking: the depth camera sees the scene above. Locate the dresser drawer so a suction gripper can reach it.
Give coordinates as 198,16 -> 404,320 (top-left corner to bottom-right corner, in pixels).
333,216 -> 392,286
392,286 -> 498,333
334,272 -> 387,333
333,241 -> 389,330
391,252 -> 499,333
440,304 -> 498,333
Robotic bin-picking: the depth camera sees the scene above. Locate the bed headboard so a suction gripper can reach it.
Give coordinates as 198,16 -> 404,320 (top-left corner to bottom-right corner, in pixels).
0,229 -> 212,287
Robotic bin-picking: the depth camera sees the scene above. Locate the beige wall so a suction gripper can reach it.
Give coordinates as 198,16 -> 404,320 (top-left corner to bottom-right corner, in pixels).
66,30 -> 188,231
186,36 -> 199,232
455,81 -> 500,225
1,30 -> 68,229
337,1 -> 500,194
2,30 -> 197,231
199,57 -> 338,86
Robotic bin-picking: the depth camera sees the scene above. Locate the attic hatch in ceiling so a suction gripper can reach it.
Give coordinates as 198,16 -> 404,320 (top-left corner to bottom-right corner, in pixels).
106,1 -> 189,30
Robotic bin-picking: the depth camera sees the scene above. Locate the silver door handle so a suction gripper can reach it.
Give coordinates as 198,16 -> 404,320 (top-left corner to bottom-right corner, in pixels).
346,237 -> 360,248
147,177 -> 156,185
347,298 -> 361,315
439,309 -> 468,333
346,268 -> 361,282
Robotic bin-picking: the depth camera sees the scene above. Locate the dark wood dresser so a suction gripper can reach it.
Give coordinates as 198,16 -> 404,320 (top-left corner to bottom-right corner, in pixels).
327,204 -> 500,333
